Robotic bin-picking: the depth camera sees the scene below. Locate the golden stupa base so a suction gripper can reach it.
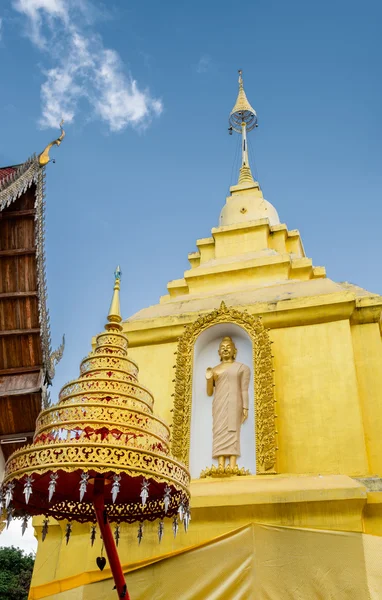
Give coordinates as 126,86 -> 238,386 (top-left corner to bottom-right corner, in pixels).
200,464 -> 251,478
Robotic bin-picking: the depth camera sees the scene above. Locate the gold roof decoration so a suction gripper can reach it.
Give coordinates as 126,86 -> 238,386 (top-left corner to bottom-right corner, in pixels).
38,119 -> 65,166
229,70 -> 258,133
2,268 -> 190,526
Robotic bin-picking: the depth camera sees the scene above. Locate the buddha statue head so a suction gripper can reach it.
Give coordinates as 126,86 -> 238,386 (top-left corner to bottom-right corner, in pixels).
218,336 -> 237,362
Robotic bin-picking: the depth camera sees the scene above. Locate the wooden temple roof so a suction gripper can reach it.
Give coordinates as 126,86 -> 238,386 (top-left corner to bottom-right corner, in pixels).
0,167 -> 17,183
0,157 -> 64,460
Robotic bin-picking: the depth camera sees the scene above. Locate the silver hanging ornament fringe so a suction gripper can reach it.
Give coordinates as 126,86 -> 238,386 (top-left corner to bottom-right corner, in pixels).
178,501 -> 184,522
172,515 -> 179,538
79,472 -> 89,502
90,525 -> 96,547
23,475 -> 34,505
163,485 -> 171,514
6,508 -> 13,529
183,506 -> 191,533
48,473 -> 59,502
5,482 -> 15,509
111,474 -> 121,503
114,524 -> 121,547
140,478 -> 150,507
42,518 -> 49,542
158,520 -> 164,543
137,522 -> 143,545
21,515 -> 29,536
65,522 -> 72,545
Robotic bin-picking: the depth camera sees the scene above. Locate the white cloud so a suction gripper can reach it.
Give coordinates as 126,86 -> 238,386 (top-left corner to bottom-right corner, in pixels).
0,518 -> 37,554
13,0 -> 69,48
12,0 -> 162,131
196,54 -> 211,74
93,49 -> 162,131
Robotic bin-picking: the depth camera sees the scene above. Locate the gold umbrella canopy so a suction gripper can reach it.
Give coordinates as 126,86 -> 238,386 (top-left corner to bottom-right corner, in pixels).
229,69 -> 258,133
2,269 -> 190,534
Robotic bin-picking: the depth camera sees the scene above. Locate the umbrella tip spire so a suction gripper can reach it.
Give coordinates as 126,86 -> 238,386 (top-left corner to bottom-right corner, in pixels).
106,266 -> 122,329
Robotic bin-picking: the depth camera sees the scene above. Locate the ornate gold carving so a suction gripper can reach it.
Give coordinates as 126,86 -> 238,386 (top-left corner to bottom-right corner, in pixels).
35,490 -> 185,524
35,402 -> 170,448
171,301 -> 277,473
80,353 -> 139,379
56,393 -> 152,414
59,378 -> 153,408
5,444 -> 189,494
200,465 -> 250,478
4,443 -> 188,523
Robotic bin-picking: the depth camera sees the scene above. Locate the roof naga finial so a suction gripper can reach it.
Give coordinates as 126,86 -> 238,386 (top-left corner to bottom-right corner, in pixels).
38,119 -> 65,166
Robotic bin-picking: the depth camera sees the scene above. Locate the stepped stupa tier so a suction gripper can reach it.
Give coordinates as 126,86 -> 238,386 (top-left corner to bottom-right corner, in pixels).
35,321 -> 174,471
124,74 -> 380,334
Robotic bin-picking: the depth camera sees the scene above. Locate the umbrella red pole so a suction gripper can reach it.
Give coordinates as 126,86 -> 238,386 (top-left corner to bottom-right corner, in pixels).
93,478 -> 130,600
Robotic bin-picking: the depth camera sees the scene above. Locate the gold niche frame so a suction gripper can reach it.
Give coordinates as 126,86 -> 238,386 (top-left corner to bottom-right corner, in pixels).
171,302 -> 277,474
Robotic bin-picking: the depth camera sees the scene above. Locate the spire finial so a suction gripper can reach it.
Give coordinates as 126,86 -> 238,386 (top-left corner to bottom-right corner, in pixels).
38,119 -> 65,166
229,70 -> 257,133
229,70 -> 258,186
106,266 -> 122,329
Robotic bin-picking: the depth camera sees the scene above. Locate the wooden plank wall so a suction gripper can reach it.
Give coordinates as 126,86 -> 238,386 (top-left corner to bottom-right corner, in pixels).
0,185 -> 44,459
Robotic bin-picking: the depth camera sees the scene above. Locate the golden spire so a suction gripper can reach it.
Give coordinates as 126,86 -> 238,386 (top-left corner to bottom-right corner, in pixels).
38,119 -> 65,166
238,163 -> 255,185
229,70 -> 258,187
106,266 -> 122,330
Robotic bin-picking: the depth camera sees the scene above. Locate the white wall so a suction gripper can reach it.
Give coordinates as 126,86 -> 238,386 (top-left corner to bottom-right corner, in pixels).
190,323 -> 256,479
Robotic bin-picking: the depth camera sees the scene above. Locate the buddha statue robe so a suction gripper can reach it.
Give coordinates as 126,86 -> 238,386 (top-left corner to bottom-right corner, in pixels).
212,361 -> 250,458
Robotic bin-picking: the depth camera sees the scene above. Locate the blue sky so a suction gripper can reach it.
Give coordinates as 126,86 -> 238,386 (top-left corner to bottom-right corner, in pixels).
1,0 -> 381,440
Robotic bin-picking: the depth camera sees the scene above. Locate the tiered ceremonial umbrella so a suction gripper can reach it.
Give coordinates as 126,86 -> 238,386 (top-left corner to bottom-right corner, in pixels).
2,269 -> 190,599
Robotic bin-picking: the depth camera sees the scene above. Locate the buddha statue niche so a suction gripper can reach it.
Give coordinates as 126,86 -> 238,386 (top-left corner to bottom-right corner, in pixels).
206,336 -> 251,471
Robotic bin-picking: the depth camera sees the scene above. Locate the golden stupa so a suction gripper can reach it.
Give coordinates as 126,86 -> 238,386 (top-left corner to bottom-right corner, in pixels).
27,72 -> 382,600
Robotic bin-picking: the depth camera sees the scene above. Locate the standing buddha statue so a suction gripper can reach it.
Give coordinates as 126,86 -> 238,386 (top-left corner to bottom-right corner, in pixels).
206,336 -> 250,471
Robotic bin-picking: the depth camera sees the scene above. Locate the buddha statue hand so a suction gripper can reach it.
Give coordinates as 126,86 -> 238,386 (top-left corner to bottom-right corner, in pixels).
206,367 -> 213,380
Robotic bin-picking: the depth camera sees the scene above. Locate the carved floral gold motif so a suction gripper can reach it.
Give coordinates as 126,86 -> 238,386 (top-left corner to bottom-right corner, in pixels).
200,465 -> 250,478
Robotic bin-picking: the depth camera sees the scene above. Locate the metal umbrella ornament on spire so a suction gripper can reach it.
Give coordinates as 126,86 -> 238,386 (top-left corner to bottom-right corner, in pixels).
229,69 -> 258,185
2,268 -> 191,599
